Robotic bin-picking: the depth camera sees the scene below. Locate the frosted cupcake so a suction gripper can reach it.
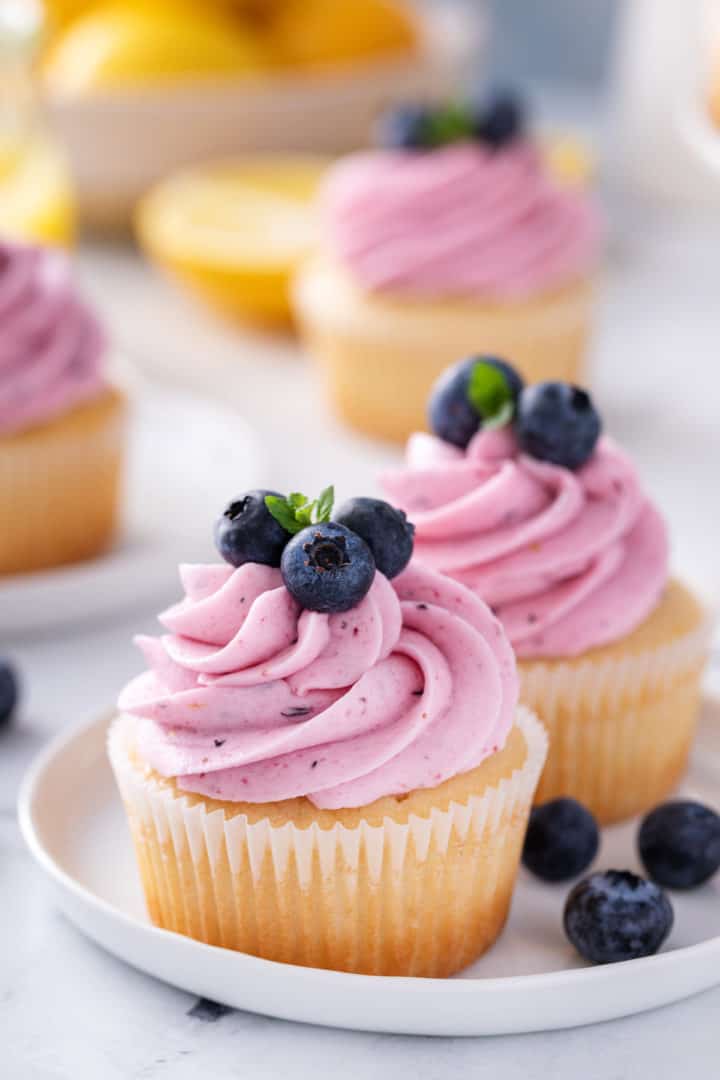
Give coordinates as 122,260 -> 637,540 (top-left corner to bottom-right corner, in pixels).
0,240 -> 125,573
109,486 -> 546,976
382,357 -> 709,824
294,93 -> 601,442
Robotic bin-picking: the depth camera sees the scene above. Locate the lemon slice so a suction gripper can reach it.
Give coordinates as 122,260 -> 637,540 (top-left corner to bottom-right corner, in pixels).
136,157 -> 328,325
0,136 -> 75,245
542,132 -> 595,189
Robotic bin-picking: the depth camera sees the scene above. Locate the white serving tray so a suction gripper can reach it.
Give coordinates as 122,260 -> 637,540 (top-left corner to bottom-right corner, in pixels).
18,698 -> 720,1037
0,385 -> 262,634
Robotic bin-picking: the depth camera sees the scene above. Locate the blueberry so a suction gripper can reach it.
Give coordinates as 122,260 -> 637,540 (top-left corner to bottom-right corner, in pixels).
0,659 -> 18,727
333,497 -> 414,579
522,797 -> 599,882
377,104 -> 433,150
428,355 -> 524,449
214,490 -> 289,568
281,522 -> 376,613
564,870 -> 673,965
473,91 -> 526,149
638,800 -> 720,890
516,382 -> 601,470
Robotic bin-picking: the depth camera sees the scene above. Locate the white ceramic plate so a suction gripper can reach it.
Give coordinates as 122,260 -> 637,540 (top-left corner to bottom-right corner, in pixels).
0,386 -> 262,634
18,699 -> 720,1037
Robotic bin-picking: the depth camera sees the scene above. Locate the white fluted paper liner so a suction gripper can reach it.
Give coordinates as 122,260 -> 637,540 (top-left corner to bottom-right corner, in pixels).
0,388 -> 125,573
108,707 -> 547,977
519,616 -> 712,823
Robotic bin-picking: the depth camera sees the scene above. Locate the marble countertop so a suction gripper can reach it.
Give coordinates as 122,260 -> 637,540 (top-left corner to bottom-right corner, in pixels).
3,207 -> 720,1077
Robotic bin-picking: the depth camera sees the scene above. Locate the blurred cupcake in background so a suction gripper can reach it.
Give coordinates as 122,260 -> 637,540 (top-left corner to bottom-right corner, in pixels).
0,240 -> 125,573
294,92 -> 602,443
382,356 -> 709,823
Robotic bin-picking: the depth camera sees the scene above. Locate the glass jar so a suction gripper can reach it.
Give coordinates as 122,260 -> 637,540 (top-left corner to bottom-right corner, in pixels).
0,0 -> 74,244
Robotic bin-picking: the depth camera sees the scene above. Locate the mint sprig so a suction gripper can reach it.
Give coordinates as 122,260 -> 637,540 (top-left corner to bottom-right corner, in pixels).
467,361 -> 514,429
265,486 -> 335,536
426,103 -> 474,147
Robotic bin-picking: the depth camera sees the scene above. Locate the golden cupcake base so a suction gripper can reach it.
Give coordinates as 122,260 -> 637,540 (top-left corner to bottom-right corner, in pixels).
294,258 -> 594,443
109,708 -> 547,977
519,580 -> 709,825
0,388 -> 126,575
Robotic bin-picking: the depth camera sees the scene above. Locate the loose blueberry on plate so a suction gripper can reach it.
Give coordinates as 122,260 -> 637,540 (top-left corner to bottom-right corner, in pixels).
428,355 -> 524,449
473,90 -> 526,148
333,497 -> 414,579
522,797 -> 599,882
281,522 -> 376,614
0,659 -> 18,727
377,104 -> 434,150
516,381 -> 601,469
564,870 -> 673,965
214,489 -> 290,567
638,800 -> 720,890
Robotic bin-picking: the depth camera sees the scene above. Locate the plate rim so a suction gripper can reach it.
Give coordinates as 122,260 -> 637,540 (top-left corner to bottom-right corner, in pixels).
18,703 -> 720,1009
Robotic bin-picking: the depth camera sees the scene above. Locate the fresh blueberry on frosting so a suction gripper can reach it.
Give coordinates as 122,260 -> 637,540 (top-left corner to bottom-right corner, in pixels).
472,90 -> 526,149
377,93 -> 526,153
281,522 -> 376,614
564,870 -> 673,965
515,381 -> 601,470
377,103 -> 435,150
214,490 -> 290,568
428,355 -> 525,449
333,497 -> 415,579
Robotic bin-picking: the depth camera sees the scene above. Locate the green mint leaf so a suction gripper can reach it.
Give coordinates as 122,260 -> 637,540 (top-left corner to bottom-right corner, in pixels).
314,485 -> 335,523
265,495 -> 304,535
295,504 -> 314,526
265,486 -> 336,535
427,103 -> 474,147
467,360 -> 514,429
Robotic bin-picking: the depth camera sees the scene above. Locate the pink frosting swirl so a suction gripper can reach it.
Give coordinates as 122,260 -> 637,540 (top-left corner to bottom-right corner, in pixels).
382,429 -> 669,659
0,242 -> 106,436
320,142 -> 600,300
118,560 -> 518,809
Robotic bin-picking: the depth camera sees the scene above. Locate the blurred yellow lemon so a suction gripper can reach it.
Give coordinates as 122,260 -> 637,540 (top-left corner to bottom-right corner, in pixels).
267,0 -> 418,69
136,157 -> 328,325
542,133 -> 595,189
0,136 -> 75,245
42,4 -> 268,93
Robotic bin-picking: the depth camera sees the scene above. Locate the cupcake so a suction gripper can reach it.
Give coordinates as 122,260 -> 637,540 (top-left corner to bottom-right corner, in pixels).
293,93 -> 601,443
109,486 -> 547,975
0,240 -> 125,573
382,357 -> 709,824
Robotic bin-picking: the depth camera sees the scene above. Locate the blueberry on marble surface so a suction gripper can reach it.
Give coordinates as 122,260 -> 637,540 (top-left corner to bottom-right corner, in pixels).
214,490 -> 290,567
564,870 -> 673,965
428,355 -> 524,449
0,659 -> 18,726
638,800 -> 720,890
473,90 -> 526,149
515,381 -> 601,469
281,522 -> 376,614
522,797 -> 599,882
333,497 -> 414,579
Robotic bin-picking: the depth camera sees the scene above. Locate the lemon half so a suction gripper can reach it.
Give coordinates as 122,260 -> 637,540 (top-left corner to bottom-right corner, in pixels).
136,156 -> 328,325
